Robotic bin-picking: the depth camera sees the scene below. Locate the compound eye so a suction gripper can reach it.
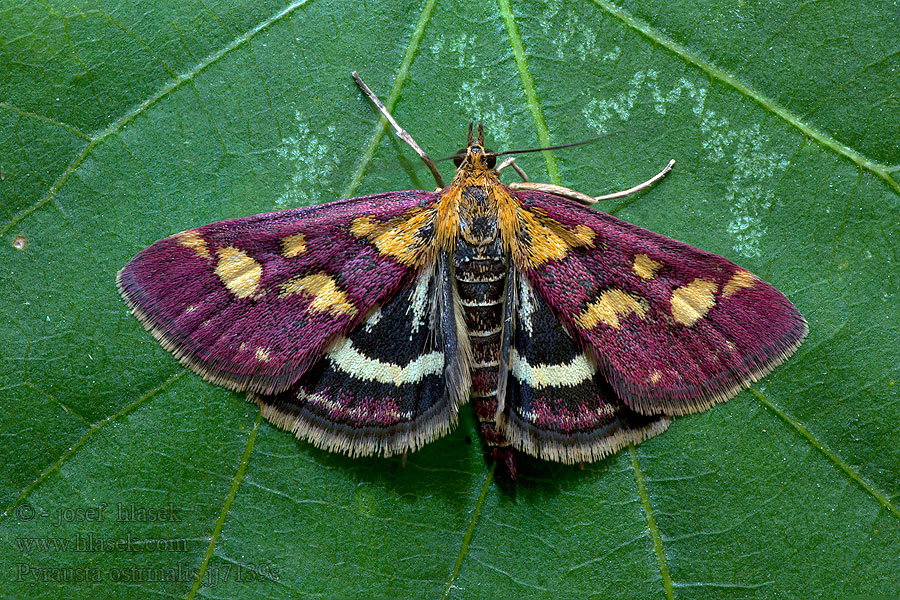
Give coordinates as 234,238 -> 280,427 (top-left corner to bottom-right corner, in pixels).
484,148 -> 496,169
452,149 -> 466,167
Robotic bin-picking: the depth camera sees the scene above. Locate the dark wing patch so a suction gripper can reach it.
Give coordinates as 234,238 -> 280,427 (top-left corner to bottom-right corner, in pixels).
251,264 -> 467,457
503,277 -> 670,463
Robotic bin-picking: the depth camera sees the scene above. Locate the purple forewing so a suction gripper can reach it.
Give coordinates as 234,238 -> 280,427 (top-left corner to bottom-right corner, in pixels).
514,190 -> 807,415
118,191 -> 438,396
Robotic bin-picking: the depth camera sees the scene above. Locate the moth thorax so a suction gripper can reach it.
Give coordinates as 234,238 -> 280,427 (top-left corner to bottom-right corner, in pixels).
458,186 -> 499,246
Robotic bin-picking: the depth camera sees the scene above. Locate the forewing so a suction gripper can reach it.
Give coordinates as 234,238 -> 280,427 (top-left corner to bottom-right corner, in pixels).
249,260 -> 468,457
504,274 -> 670,463
118,191 -> 439,395
512,190 -> 807,416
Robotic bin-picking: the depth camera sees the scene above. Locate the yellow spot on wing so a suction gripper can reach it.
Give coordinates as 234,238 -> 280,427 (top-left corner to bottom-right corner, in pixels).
215,247 -> 262,298
349,216 -> 376,237
255,347 -> 271,363
648,370 -> 662,385
633,253 -> 662,280
505,204 -> 598,268
175,230 -> 210,259
671,278 -> 718,326
575,289 -> 648,330
722,269 -> 756,297
281,233 -> 307,258
572,224 -> 596,245
350,208 -> 438,267
280,273 -> 358,317
370,209 -> 436,266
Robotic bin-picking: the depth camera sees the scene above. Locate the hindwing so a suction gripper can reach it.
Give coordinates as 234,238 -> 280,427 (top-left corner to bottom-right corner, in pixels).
503,274 -> 670,463
249,259 -> 469,456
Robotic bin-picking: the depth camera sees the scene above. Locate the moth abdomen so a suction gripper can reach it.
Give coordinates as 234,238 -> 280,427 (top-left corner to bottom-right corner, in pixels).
452,231 -> 514,469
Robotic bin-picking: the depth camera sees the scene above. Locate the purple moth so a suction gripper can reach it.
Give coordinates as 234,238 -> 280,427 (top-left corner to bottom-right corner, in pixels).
118,73 -> 807,480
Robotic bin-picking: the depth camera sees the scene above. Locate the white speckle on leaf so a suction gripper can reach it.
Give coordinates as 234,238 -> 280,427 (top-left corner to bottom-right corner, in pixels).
582,70 -> 652,133
702,120 -> 788,258
602,46 -> 621,63
582,71 -> 787,258
538,0 -> 603,61
456,81 -> 513,148
275,112 -> 336,209
437,33 -> 514,149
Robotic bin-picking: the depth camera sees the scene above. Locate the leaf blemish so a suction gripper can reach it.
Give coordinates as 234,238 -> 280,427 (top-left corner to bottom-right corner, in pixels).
275,112 -> 336,209
12,235 -> 26,251
538,0 -> 605,61
582,70 -> 787,258
433,33 -> 514,149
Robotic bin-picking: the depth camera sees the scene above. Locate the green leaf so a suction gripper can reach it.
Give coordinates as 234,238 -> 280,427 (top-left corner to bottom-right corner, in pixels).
2,0 -> 898,598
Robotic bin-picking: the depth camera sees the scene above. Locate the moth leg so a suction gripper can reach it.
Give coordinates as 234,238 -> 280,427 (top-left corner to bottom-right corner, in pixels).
592,159 -> 675,201
507,181 -> 596,205
495,156 -> 530,182
352,71 -> 445,188
508,159 -> 675,205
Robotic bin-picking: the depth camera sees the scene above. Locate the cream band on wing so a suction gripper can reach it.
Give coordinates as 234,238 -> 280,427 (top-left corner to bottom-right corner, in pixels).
327,337 -> 444,385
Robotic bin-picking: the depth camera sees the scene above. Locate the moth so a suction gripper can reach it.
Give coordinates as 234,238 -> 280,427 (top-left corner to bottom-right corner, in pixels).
118,73 -> 807,480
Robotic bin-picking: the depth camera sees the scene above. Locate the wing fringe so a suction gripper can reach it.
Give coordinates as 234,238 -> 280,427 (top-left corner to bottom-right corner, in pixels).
620,317 -> 808,417
504,411 -> 671,464
118,268 -> 322,396
249,388 -> 459,458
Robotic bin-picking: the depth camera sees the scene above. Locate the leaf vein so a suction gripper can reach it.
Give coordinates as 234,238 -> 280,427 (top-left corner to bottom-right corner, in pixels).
750,386 -> 900,523
24,381 -> 92,428
185,411 -> 262,599
498,0 -> 560,184
99,8 -> 179,78
0,0 -> 314,237
441,467 -> 493,599
0,102 -> 91,140
840,506 -> 886,597
585,0 -> 900,195
340,0 -> 438,198
0,371 -> 187,523
630,446 -> 675,600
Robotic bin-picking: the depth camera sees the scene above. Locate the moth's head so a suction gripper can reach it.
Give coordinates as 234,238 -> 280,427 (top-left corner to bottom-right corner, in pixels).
452,122 -> 496,171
